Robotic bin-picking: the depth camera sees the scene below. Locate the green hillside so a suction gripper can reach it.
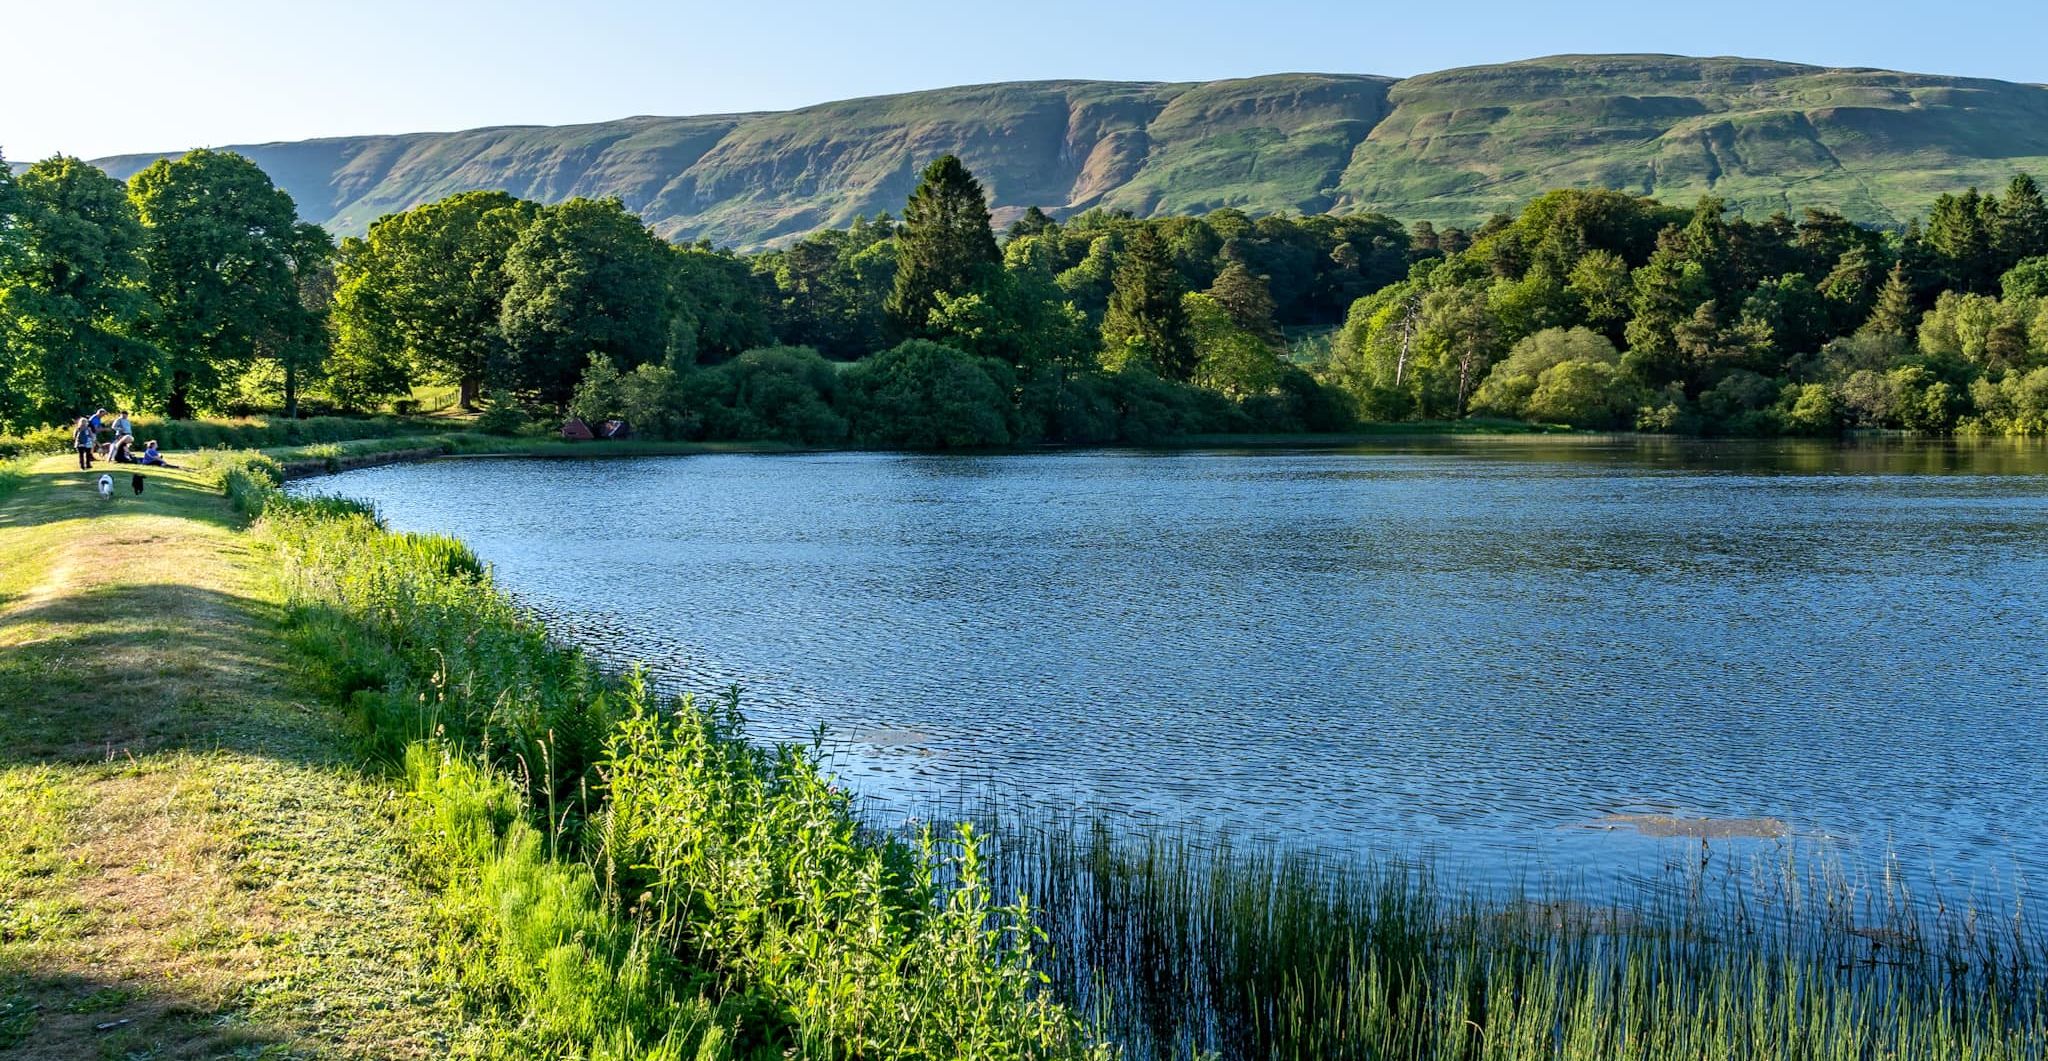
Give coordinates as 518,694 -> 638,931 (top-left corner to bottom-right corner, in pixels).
87,54 -> 2048,248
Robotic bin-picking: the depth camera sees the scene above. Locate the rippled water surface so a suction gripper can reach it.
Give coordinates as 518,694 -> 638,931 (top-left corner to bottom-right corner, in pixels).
300,438 -> 2048,898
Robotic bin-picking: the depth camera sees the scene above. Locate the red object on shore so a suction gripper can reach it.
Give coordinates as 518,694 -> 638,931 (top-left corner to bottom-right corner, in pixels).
561,418 -> 595,440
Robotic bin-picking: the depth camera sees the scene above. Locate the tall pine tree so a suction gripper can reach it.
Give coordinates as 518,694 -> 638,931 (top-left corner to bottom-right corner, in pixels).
1101,227 -> 1194,380
886,156 -> 998,337
1206,260 -> 1281,346
1860,262 -> 1918,337
1995,173 -> 2048,272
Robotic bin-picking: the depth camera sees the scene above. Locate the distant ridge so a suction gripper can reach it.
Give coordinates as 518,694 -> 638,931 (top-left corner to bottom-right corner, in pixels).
82,54 -> 2048,249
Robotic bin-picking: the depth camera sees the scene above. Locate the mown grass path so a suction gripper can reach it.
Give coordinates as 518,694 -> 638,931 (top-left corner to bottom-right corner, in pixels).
0,458 -> 484,1058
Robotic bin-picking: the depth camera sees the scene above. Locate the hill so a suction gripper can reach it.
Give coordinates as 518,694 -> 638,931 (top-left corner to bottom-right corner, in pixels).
86,54 -> 2048,248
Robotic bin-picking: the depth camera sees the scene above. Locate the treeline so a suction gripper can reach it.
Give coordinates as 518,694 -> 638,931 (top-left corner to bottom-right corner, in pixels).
7,142 -> 2048,440
1328,179 -> 2048,434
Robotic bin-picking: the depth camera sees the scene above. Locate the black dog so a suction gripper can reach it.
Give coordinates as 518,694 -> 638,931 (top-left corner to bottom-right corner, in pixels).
131,474 -> 145,495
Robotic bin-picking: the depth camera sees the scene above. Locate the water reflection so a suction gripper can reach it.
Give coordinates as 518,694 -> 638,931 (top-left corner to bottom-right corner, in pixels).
296,438 -> 2048,902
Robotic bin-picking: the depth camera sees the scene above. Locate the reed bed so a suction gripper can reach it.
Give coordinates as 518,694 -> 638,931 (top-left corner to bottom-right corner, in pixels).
960,812 -> 2046,1060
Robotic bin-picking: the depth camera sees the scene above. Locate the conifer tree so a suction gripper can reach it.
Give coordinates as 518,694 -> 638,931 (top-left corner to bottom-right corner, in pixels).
1205,260 -> 1281,346
887,155 -> 999,336
1100,227 -> 1194,380
1861,262 -> 1918,337
1995,173 -> 2048,270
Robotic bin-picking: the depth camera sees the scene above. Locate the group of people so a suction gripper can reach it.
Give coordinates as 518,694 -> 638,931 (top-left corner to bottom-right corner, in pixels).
71,409 -> 173,471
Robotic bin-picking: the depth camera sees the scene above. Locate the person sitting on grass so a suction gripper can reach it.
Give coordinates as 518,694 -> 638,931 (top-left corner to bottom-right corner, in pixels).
108,435 -> 136,464
137,441 -> 176,468
73,418 -> 96,470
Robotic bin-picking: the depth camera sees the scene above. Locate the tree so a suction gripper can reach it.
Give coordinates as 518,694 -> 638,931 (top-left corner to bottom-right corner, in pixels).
128,149 -> 315,418
1995,173 -> 2048,270
886,156 -> 999,336
1926,187 -> 1998,293
840,339 -> 1016,447
1006,206 -> 1056,240
672,245 -> 773,362
0,156 -> 153,428
1861,262 -> 1919,337
498,198 -> 679,408
1185,292 -> 1282,399
268,221 -> 336,417
1100,227 -> 1193,380
1470,326 -> 1619,420
331,191 -> 540,409
1205,261 -> 1281,345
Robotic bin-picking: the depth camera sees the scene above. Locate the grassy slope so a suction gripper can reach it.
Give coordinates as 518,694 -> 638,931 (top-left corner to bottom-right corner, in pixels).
86,55 -> 2048,247
0,458 -> 490,1058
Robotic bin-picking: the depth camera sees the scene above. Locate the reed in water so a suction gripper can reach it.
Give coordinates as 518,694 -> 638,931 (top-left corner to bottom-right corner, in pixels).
953,808 -> 2046,1060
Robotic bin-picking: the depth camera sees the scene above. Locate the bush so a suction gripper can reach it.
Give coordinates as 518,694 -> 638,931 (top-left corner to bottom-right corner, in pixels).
840,340 -> 1016,448
1106,366 -> 1240,443
0,423 -> 75,459
475,405 -> 528,437
1471,326 -> 1622,423
1524,358 -> 1642,429
573,357 -> 697,440
678,346 -> 846,444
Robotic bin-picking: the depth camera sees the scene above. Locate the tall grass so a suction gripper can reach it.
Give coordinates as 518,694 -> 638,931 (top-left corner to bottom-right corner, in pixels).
968,814 -> 2047,1060
0,457 -> 27,502
251,478 -> 1105,1059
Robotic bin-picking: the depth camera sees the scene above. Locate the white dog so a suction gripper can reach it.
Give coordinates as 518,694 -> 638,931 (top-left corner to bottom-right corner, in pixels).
97,474 -> 113,500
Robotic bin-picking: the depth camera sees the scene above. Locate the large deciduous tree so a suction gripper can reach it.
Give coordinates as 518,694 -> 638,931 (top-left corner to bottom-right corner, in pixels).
886,155 -> 999,336
498,197 -> 679,409
128,149 -> 317,419
331,190 -> 540,410
0,156 -> 153,429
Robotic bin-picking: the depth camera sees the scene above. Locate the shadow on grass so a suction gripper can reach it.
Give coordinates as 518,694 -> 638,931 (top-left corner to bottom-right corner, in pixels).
0,965 -> 292,1060
0,581 -> 321,767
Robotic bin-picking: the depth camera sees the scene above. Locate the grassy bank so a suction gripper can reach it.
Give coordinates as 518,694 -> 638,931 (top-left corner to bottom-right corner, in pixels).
0,456 -> 487,1057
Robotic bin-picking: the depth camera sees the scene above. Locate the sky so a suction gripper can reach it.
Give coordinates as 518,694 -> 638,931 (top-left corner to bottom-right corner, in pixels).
5,0 -> 2045,162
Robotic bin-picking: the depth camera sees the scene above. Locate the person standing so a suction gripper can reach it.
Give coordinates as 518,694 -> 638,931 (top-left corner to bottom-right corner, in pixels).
73,418 -> 96,469
112,410 -> 132,441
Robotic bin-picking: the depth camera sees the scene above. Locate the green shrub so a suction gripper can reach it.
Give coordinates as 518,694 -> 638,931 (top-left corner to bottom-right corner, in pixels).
1106,366 -> 1239,443
840,340 -> 1016,448
677,346 -> 846,444
0,423 -> 76,458
476,405 -> 529,437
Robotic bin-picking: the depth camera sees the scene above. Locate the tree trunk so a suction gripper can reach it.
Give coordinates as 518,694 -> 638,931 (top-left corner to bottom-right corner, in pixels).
460,375 -> 481,411
168,370 -> 194,421
284,360 -> 299,421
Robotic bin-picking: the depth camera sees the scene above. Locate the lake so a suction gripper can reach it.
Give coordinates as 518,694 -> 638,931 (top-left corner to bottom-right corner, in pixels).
296,437 -> 2048,902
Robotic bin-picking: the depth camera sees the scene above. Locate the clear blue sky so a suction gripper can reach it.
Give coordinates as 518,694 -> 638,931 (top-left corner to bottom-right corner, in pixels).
6,0 -> 2044,162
